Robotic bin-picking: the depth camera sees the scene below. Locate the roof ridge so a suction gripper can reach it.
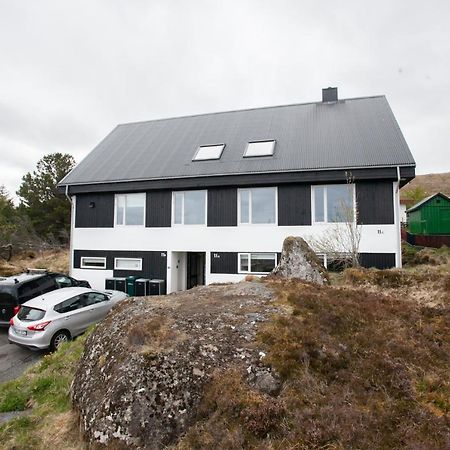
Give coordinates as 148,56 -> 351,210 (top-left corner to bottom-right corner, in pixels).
117,95 -> 386,127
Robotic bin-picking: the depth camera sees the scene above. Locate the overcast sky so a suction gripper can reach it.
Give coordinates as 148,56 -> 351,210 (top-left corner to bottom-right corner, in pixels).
1,0 -> 449,200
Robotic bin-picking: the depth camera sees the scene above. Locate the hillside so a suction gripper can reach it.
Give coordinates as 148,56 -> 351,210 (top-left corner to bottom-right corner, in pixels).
0,249 -> 69,277
1,249 -> 449,449
401,171 -> 450,199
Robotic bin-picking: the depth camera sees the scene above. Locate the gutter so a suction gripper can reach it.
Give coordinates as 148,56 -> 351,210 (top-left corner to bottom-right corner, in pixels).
58,163 -> 416,188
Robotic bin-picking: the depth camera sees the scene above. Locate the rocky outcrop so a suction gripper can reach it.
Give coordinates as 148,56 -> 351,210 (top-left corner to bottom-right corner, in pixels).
71,282 -> 281,449
271,236 -> 328,285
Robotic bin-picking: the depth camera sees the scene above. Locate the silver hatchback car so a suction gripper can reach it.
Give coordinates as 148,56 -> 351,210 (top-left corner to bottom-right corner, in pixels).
8,287 -> 128,351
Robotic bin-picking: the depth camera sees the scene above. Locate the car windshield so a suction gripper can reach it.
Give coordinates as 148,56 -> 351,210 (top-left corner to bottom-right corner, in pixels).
17,306 -> 46,321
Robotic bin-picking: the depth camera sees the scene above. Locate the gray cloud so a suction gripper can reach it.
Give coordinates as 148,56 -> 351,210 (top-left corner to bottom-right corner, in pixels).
0,0 -> 449,199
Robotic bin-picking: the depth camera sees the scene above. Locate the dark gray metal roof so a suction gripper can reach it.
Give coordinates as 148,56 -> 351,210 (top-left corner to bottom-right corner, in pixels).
60,95 -> 415,186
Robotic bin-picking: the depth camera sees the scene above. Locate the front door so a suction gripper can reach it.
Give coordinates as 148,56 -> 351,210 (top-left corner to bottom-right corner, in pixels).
186,252 -> 205,290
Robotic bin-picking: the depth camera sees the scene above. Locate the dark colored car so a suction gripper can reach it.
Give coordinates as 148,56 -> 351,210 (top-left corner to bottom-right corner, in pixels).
0,270 -> 90,326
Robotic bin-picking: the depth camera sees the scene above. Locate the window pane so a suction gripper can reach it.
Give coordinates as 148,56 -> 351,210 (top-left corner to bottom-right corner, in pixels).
85,293 -> 107,305
54,276 -> 73,288
116,195 -> 125,225
125,194 -> 145,225
184,191 -> 205,224
54,296 -> 82,314
115,258 -> 142,270
239,254 -> 249,272
251,188 -> 276,224
17,307 -> 45,321
240,190 -> 250,223
327,185 -> 353,223
314,186 -> 325,222
244,141 -> 275,157
194,145 -> 224,161
174,192 -> 183,224
250,253 -> 276,273
81,258 -> 106,269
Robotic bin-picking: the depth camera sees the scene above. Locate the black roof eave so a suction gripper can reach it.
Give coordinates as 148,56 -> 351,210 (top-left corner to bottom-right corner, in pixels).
58,165 -> 415,195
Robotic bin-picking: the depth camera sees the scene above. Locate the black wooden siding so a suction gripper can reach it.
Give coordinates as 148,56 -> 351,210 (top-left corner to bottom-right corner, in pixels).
207,188 -> 238,227
278,184 -> 311,226
210,252 -> 238,274
356,181 -> 394,225
146,190 -> 171,227
73,249 -> 167,292
75,193 -> 114,228
359,253 -> 396,269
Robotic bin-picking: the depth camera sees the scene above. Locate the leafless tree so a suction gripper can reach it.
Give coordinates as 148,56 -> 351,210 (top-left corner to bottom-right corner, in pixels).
307,173 -> 362,268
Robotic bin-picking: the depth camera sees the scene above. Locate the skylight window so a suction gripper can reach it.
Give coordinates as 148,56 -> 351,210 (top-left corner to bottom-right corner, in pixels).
244,140 -> 275,158
193,144 -> 225,161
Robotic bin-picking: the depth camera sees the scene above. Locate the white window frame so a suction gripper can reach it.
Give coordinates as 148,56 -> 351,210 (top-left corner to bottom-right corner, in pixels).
243,140 -> 276,158
193,144 -> 225,161
238,187 -> 278,225
114,257 -> 142,271
172,190 -> 207,226
80,257 -> 107,270
238,252 -> 278,274
115,193 -> 146,227
311,184 -> 356,225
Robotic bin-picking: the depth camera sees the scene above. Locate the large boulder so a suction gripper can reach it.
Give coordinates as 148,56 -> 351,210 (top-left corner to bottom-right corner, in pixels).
71,282 -> 281,449
271,236 -> 328,285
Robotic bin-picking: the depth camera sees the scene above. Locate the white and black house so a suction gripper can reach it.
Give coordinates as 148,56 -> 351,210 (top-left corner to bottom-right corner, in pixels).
59,88 -> 416,293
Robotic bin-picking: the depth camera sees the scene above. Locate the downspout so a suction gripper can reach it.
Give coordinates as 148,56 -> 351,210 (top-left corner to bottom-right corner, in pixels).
395,167 -> 402,268
65,184 -> 71,202
65,185 -> 74,276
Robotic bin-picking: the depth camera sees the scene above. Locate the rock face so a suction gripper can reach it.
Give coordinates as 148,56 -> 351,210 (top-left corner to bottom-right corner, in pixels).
271,236 -> 328,285
71,282 -> 281,449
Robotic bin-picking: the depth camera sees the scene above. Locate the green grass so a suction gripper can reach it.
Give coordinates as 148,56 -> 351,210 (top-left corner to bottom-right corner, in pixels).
0,329 -> 91,448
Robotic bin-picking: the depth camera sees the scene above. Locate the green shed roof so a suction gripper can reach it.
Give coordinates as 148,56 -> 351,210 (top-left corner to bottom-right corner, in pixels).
406,192 -> 450,213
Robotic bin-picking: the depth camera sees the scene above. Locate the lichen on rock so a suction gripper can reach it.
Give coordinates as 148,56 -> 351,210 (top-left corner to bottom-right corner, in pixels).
271,236 -> 328,285
71,282 -> 281,449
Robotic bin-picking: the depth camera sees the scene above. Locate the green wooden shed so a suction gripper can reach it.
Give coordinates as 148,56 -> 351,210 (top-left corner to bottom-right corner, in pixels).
406,193 -> 450,235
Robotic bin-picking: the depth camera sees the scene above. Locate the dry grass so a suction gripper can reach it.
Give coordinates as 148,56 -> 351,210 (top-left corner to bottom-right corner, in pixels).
34,411 -> 83,450
0,248 -> 69,276
175,279 -> 450,449
128,316 -> 186,357
177,368 -> 284,449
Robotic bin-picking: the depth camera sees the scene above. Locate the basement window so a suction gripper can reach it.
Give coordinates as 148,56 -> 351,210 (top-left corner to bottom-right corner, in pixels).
244,140 -> 275,158
80,257 -> 106,269
193,144 -> 225,161
238,253 -> 277,273
114,258 -> 142,271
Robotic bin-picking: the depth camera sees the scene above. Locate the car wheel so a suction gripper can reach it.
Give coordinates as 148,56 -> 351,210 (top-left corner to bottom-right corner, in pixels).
50,330 -> 70,351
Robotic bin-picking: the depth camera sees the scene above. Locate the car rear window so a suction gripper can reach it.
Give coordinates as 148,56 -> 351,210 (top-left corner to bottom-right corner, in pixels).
17,306 -> 46,321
